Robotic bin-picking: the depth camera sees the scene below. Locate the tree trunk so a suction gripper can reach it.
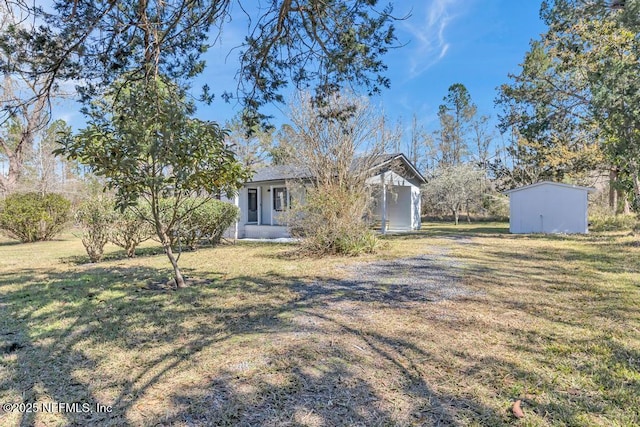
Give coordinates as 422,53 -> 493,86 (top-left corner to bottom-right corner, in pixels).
631,162 -> 640,215
609,167 -> 618,214
0,142 -> 23,194
163,239 -> 186,288
453,209 -> 459,225
154,218 -> 187,288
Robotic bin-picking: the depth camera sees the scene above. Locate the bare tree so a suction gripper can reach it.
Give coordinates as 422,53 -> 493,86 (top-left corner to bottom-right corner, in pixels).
406,113 -> 435,176
286,91 -> 394,254
224,116 -> 274,169
288,92 -> 394,189
471,114 -> 494,171
20,119 -> 73,195
422,164 -> 487,225
0,2 -> 52,195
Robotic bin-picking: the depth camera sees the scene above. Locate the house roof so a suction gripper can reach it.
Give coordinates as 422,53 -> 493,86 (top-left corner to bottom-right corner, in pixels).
248,153 -> 426,184
369,153 -> 427,184
503,181 -> 597,195
248,164 -> 313,183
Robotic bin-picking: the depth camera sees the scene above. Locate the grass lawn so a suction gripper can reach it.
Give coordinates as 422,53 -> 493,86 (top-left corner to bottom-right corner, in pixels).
0,223 -> 638,426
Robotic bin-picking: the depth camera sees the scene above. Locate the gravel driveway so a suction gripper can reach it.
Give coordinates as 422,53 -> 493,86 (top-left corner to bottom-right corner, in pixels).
294,246 -> 475,307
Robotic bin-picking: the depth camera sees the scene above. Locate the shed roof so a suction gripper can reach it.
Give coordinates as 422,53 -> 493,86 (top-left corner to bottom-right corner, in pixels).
503,181 -> 596,195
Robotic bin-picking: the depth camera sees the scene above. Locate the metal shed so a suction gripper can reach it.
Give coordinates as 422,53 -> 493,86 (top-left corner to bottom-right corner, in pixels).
504,181 -> 596,234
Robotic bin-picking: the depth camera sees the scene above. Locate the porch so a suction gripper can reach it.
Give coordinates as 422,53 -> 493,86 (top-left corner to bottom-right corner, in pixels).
242,224 -> 290,239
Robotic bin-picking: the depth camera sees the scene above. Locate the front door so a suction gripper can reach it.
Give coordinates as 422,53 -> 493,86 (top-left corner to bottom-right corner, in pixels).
247,188 -> 258,223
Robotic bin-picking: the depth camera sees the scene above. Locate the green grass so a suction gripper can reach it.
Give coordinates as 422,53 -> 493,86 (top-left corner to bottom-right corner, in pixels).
0,223 -> 638,426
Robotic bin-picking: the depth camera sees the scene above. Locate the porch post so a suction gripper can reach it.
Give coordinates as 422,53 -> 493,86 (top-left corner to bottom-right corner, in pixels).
270,185 -> 274,226
233,194 -> 239,240
381,172 -> 387,234
257,186 -> 262,225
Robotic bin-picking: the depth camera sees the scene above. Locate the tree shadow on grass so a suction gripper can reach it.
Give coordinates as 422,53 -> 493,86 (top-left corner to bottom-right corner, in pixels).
0,255 -> 509,426
60,245 -> 170,265
458,350 -> 639,426
4,232 -> 637,426
0,265 -> 175,425
59,239 -> 284,265
438,234 -> 640,425
154,272 -> 505,426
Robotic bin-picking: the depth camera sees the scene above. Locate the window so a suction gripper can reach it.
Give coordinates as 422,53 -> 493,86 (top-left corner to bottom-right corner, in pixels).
273,187 -> 288,211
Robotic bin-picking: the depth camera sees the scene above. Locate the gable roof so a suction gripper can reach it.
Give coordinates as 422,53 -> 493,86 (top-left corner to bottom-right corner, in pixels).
369,153 -> 427,184
503,181 -> 597,195
248,153 -> 426,184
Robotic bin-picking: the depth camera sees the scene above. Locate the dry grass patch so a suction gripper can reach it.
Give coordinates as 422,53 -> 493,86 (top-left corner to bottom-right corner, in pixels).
0,224 -> 638,426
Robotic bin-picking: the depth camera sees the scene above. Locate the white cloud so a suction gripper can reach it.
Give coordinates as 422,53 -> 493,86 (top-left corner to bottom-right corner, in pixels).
401,0 -> 462,78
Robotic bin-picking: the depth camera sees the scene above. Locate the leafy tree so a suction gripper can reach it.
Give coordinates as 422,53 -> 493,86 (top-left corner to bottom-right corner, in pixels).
56,76 -> 249,288
498,0 -> 640,209
75,196 -> 118,263
497,39 -> 605,187
422,164 -> 487,225
162,198 -> 239,250
110,205 -> 154,258
2,1 -> 400,127
570,11 -> 640,209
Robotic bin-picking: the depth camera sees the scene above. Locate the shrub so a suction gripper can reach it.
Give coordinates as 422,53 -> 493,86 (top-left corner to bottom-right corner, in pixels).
334,226 -> 380,255
157,198 -> 239,250
482,193 -> 509,221
0,192 -> 71,242
183,199 -> 239,247
589,208 -> 637,232
110,206 -> 154,257
75,197 -> 117,262
288,185 -> 380,256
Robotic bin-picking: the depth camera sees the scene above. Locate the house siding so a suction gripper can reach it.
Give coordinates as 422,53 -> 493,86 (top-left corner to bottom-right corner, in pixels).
367,170 -> 422,231
226,154 -> 425,239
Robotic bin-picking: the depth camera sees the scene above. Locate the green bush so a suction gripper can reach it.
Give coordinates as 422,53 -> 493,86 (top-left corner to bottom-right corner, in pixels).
482,193 -> 509,221
288,185 -> 380,256
0,192 -> 71,242
589,211 -> 637,232
75,197 -> 117,262
334,226 -> 380,256
157,198 -> 239,250
182,199 -> 239,248
110,206 -> 154,257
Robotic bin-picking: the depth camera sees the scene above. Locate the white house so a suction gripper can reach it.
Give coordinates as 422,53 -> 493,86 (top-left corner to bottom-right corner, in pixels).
227,153 -> 426,239
504,181 -> 596,234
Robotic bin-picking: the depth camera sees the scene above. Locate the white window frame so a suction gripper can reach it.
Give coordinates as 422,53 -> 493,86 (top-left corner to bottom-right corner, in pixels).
273,187 -> 289,212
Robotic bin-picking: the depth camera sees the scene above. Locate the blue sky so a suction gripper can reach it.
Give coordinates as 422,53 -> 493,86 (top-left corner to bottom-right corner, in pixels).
381,0 -> 546,130
55,0 -> 547,140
